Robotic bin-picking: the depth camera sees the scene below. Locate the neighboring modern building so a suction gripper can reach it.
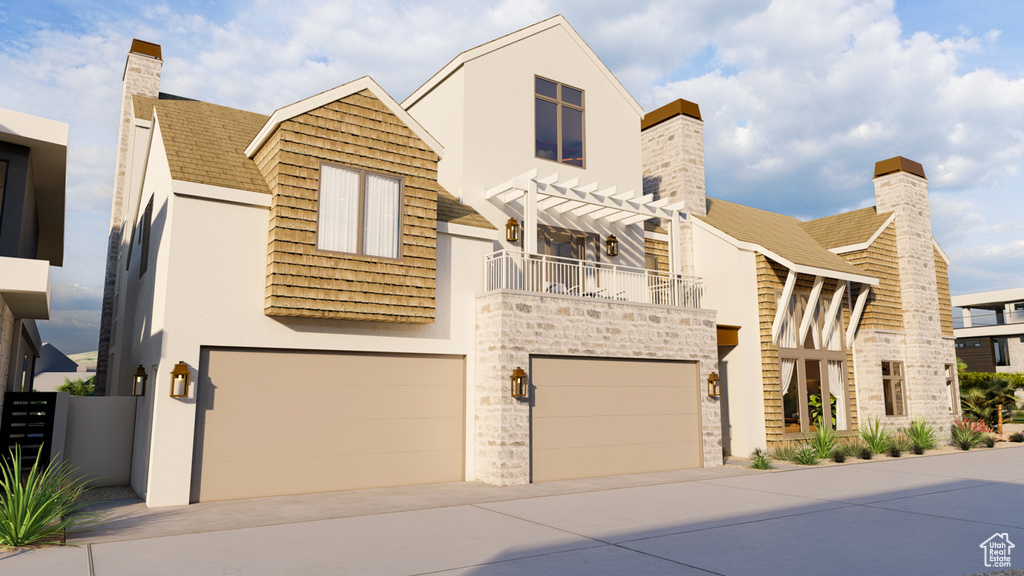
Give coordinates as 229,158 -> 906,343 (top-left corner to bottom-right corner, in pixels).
98,16 -> 957,507
953,288 -> 1024,373
0,108 -> 67,406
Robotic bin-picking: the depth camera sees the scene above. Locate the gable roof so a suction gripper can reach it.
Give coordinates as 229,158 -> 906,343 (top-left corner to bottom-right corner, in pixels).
245,76 -> 441,159
801,206 -> 894,252
135,96 -> 270,194
402,15 -> 643,116
695,197 -> 877,284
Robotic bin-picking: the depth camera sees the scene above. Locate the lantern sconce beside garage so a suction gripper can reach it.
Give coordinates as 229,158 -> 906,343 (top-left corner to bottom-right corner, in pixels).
510,367 -> 529,398
707,372 -> 721,398
505,217 -> 521,244
132,365 -> 147,397
170,361 -> 191,398
605,234 -> 618,257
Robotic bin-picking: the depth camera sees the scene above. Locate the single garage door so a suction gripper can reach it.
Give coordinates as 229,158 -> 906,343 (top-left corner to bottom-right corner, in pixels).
531,357 -> 701,482
191,348 -> 464,502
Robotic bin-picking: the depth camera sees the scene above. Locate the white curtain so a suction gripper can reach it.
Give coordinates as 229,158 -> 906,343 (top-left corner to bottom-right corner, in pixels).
363,173 -> 401,259
779,293 -> 798,395
824,300 -> 843,351
317,165 -> 360,253
828,360 -> 847,430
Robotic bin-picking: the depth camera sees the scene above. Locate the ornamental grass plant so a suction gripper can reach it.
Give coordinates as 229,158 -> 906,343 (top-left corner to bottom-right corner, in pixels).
859,417 -> 893,454
749,448 -> 773,470
903,417 -> 937,452
0,445 -> 96,547
951,418 -> 990,451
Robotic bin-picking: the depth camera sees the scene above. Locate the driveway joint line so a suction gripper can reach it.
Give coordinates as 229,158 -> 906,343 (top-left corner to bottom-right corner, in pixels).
87,544 -> 95,576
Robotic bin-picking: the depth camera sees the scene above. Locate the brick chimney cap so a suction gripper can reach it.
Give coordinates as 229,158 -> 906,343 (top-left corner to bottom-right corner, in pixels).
642,99 -> 702,131
130,39 -> 162,60
874,156 -> 925,179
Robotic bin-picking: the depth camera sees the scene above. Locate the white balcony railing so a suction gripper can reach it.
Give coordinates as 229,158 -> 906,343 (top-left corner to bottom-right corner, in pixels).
484,250 -> 703,309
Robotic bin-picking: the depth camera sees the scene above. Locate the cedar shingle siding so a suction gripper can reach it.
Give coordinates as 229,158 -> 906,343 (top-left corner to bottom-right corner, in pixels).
757,255 -> 858,445
935,247 -> 954,337
842,222 -> 903,331
256,90 -> 439,323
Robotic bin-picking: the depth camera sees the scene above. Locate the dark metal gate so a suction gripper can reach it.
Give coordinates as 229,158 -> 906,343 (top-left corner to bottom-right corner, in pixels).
0,392 -> 58,471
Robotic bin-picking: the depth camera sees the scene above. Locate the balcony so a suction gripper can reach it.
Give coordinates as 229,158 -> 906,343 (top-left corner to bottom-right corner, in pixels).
484,250 -> 703,309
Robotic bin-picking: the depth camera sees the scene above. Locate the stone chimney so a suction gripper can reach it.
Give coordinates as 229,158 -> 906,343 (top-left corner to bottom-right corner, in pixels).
641,99 -> 706,275
872,156 -> 945,421
95,39 -> 162,395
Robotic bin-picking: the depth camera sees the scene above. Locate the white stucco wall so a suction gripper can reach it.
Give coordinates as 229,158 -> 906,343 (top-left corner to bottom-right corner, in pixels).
692,223 -> 765,456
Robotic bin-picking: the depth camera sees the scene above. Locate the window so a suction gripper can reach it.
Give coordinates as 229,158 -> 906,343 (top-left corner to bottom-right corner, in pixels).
955,339 -> 981,348
881,361 -> 906,416
139,197 -> 152,278
535,77 -> 584,167
945,363 -> 959,414
777,289 -> 849,435
994,337 -> 1010,366
0,160 -> 7,221
317,164 -> 402,260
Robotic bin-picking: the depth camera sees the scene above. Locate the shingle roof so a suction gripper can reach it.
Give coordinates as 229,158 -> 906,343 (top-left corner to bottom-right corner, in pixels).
800,207 -> 892,250
133,95 -> 270,194
695,197 -> 871,279
132,95 -> 494,229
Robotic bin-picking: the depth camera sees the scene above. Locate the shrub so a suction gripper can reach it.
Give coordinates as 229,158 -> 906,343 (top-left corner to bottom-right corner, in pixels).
859,417 -> 892,453
808,421 -> 839,460
1009,431 -> 1024,443
749,448 -> 773,470
903,417 -> 937,452
0,445 -> 96,547
982,435 -> 996,448
887,444 -> 902,458
959,373 -> 1021,429
951,418 -> 988,450
771,442 -> 802,462
858,446 -> 873,460
56,377 -> 95,397
831,449 -> 847,463
793,448 -> 819,466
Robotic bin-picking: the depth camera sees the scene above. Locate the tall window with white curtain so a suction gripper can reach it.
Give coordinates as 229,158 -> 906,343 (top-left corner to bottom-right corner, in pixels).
317,163 -> 402,259
778,284 -> 849,436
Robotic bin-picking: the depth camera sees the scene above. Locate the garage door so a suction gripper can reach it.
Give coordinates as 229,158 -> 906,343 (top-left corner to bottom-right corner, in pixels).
531,357 -> 701,482
191,349 -> 464,502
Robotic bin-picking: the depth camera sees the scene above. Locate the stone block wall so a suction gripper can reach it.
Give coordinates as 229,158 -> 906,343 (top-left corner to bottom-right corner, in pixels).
474,290 -> 721,485
0,295 -> 12,410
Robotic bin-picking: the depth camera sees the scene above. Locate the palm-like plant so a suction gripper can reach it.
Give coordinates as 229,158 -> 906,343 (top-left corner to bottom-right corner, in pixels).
960,375 -> 1020,434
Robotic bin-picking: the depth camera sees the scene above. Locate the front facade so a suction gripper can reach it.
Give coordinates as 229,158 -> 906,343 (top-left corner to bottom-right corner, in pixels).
100,17 -> 955,507
0,108 -> 67,408
953,288 -> 1024,373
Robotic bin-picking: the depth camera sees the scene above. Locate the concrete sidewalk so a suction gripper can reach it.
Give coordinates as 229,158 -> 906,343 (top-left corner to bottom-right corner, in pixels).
4,446 -> 1024,575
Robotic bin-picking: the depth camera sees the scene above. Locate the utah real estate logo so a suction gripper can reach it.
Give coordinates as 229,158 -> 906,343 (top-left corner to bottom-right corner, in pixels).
980,533 -> 1014,569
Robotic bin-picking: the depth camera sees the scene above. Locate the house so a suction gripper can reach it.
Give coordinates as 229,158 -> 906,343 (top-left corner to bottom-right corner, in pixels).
681,151 -> 958,455
952,288 -> 1024,373
98,16 -> 954,508
0,108 -> 67,405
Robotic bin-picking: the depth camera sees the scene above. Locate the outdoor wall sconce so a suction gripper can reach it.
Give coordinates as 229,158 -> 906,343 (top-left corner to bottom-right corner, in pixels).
170,361 -> 191,398
707,372 -> 721,397
132,365 -> 148,397
510,367 -> 529,398
505,217 -> 521,244
606,234 -> 619,257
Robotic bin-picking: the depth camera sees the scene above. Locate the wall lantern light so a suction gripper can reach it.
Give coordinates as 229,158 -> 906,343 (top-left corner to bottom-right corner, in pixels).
170,361 -> 191,398
707,372 -> 721,397
132,365 -> 148,397
510,367 -> 529,398
606,234 -> 619,257
505,217 -> 521,244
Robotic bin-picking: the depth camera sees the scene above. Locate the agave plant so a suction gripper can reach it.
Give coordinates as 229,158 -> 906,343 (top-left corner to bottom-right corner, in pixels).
859,416 -> 892,454
903,417 -> 937,452
808,419 -> 839,460
0,445 -> 96,547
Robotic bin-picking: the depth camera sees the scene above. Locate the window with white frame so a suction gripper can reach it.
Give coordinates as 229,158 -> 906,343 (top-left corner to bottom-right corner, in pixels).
882,361 -> 906,416
778,288 -> 849,435
317,164 -> 402,260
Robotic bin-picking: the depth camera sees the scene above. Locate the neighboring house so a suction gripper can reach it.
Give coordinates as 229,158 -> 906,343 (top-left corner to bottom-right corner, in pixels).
0,108 -> 67,407
33,342 -> 97,393
953,288 -> 1024,373
99,17 -> 954,508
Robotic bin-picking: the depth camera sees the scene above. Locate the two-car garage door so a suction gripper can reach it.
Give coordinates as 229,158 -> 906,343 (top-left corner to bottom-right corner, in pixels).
191,349 -> 464,502
531,357 -> 702,482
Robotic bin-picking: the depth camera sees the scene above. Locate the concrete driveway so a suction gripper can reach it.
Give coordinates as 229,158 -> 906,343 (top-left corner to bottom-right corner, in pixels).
4,445 -> 1024,575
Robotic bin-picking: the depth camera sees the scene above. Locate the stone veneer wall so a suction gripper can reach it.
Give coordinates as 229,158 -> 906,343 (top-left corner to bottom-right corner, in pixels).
996,336 -> 1024,374
0,295 -> 12,411
475,290 -> 721,485
756,256 -> 858,445
96,49 -> 163,395
873,170 -> 955,433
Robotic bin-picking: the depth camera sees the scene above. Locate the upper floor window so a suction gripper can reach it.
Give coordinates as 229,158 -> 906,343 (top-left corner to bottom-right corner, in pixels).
317,163 -> 402,260
535,77 -> 584,167
139,197 -> 152,278
881,361 -> 906,416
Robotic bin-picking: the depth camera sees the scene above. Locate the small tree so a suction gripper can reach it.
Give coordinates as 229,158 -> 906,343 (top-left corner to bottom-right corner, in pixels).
56,377 -> 95,397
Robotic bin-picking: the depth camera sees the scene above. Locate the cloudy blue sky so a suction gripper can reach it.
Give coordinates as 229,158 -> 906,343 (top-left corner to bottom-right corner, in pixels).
2,0 -> 1022,353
